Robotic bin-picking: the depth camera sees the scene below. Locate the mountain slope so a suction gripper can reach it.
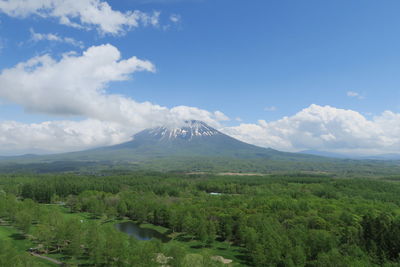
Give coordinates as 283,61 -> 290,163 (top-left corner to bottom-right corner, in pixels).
99,120 -> 275,158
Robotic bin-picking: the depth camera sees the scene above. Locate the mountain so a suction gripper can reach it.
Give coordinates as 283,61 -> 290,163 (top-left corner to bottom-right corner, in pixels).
1,120 -> 399,174
98,120 -> 278,158
0,154 -> 39,162
49,120 -> 313,161
361,154 -> 400,160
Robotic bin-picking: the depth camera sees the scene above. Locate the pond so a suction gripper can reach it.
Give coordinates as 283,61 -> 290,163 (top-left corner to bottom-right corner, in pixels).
115,221 -> 170,242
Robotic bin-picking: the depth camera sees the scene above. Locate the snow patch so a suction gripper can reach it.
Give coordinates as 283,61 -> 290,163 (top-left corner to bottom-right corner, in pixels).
148,120 -> 221,141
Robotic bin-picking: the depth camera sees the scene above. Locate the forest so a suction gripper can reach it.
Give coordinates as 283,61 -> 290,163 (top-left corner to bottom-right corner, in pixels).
1,172 -> 400,266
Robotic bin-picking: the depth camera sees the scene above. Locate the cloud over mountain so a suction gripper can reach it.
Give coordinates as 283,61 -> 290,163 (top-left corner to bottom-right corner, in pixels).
0,44 -> 397,155
1,103 -> 399,156
0,44 -> 228,154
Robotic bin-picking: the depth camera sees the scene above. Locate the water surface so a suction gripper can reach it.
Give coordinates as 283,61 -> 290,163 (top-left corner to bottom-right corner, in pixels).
115,221 -> 170,242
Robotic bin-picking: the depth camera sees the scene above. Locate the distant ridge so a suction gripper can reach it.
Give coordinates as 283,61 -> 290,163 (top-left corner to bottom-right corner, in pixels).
300,150 -> 353,159
301,150 -> 400,160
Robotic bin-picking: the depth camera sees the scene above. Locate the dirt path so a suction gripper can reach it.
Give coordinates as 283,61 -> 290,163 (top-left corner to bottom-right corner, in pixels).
212,255 -> 233,264
30,252 -> 63,265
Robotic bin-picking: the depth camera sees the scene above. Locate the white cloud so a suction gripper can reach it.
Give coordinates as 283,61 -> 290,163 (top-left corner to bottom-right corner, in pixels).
0,95 -> 399,155
169,14 -> 180,23
0,0 -> 160,35
162,13 -> 181,30
0,110 -> 228,154
30,28 -> 84,48
0,44 -> 228,154
347,91 -> 364,99
222,104 -> 400,155
0,44 -> 226,126
0,119 -> 131,154
0,44 -> 155,121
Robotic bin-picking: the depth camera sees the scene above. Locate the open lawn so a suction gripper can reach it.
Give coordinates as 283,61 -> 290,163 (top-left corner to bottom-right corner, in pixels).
0,222 -> 55,266
168,234 -> 248,266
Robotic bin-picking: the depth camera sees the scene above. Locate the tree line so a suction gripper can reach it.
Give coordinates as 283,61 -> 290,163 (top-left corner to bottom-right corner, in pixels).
1,172 -> 400,266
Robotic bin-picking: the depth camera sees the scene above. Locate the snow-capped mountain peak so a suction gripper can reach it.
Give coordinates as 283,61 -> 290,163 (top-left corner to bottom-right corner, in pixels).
147,120 -> 221,140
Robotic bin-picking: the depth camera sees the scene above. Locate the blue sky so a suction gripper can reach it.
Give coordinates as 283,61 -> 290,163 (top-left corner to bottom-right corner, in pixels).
0,0 -> 399,155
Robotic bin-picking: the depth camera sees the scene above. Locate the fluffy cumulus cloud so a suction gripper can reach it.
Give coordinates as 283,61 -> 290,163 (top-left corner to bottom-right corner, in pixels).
0,44 -> 228,154
222,104 -> 400,155
0,43 -> 226,126
0,0 -> 160,35
0,44 -> 154,120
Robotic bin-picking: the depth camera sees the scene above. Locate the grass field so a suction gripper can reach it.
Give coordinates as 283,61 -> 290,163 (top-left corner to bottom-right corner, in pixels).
168,235 -> 247,266
0,222 -> 54,266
